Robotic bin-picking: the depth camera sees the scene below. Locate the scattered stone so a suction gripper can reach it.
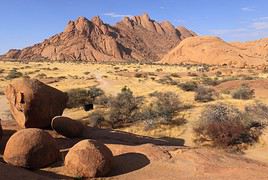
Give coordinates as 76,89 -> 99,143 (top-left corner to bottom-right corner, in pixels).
65,139 -> 113,178
51,116 -> 84,138
4,128 -> 59,169
5,78 -> 68,128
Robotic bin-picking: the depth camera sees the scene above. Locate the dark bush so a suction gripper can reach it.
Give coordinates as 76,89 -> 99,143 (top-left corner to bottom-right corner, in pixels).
179,81 -> 198,91
245,102 -> 268,127
194,86 -> 215,102
157,76 -> 179,85
231,84 -> 255,100
194,103 -> 262,149
88,87 -> 105,101
5,69 -> 23,80
142,92 -> 182,126
66,88 -> 92,108
87,111 -> 105,127
108,86 -> 141,128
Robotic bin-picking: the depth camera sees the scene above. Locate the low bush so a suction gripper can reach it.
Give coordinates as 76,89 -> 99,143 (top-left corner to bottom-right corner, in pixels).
5,69 -> 23,80
194,103 -> 263,149
88,87 -> 105,101
156,76 -> 179,85
194,86 -> 215,102
108,86 -> 141,128
87,111 -> 105,128
179,81 -> 198,91
231,84 -> 255,100
142,92 -> 183,127
66,88 -> 92,108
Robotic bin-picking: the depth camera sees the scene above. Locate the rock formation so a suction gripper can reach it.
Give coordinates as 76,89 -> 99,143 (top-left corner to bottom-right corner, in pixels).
0,14 -> 196,62
5,78 -> 68,128
65,139 -> 113,178
51,116 -> 85,138
160,36 -> 268,67
3,128 -> 59,169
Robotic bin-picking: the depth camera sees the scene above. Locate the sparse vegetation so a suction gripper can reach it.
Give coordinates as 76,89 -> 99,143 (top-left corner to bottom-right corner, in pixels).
179,81 -> 198,91
66,88 -> 92,108
145,91 -> 182,123
194,103 -> 264,150
108,86 -> 141,128
231,84 -> 255,100
194,86 -> 215,102
5,68 -> 23,80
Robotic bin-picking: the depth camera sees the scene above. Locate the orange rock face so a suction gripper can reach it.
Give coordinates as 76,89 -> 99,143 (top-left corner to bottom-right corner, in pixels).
5,78 -> 68,128
65,139 -> 113,178
161,36 -> 268,67
1,14 -> 196,62
3,128 -> 59,169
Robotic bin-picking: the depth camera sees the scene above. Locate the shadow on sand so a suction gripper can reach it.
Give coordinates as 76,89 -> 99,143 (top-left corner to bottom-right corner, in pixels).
108,152 -> 150,176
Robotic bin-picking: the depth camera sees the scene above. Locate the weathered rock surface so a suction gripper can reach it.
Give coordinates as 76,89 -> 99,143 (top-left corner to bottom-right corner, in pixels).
0,14 -> 196,62
0,119 -> 2,142
64,139 -> 113,178
5,78 -> 68,128
161,36 -> 268,67
51,116 -> 84,138
3,128 -> 59,169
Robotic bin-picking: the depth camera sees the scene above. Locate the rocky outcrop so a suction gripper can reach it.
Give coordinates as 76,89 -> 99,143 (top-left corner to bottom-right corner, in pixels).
3,128 -> 59,169
5,78 -> 68,128
1,14 -> 196,62
51,116 -> 85,138
65,139 -> 113,178
160,36 -> 268,67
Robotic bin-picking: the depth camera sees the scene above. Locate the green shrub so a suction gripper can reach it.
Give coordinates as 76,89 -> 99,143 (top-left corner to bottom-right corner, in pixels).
231,84 -> 254,100
66,88 -> 92,108
108,86 -> 141,128
88,87 -> 105,101
5,69 -> 23,80
179,81 -> 198,91
194,86 -> 215,102
142,92 -> 183,127
157,76 -> 179,85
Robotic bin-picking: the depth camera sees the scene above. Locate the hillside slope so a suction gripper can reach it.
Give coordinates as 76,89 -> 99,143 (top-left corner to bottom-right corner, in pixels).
160,36 -> 268,67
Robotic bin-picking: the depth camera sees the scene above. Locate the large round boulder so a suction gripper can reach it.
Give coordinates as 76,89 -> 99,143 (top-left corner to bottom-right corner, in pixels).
65,139 -> 113,178
3,128 -> 59,169
51,116 -> 85,138
5,78 -> 68,128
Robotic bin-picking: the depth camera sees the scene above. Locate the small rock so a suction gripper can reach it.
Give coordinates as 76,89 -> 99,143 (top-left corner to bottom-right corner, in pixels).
4,128 -> 59,169
51,116 -> 84,138
65,139 -> 113,178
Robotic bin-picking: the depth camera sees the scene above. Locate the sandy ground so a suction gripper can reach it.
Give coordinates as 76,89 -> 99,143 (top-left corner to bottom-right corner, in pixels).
1,61 -> 268,179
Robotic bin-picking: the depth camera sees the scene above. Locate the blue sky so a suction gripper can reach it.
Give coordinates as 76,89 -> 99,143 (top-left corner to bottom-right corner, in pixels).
0,0 -> 268,54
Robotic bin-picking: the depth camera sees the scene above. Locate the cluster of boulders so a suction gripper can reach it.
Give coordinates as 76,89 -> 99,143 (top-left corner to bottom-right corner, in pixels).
1,78 -> 113,178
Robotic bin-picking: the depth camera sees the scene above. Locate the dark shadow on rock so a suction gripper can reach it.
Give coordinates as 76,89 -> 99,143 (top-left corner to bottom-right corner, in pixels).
0,129 -> 17,155
54,137 -> 81,150
158,136 -> 185,147
82,126 -> 185,146
35,169 -> 73,179
108,153 -> 150,176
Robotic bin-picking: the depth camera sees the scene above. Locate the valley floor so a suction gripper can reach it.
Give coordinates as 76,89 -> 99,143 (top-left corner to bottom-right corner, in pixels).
1,61 -> 268,179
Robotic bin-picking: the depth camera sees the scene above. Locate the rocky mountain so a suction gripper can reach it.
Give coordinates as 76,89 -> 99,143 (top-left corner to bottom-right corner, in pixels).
1,14 -> 196,62
160,36 -> 268,68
